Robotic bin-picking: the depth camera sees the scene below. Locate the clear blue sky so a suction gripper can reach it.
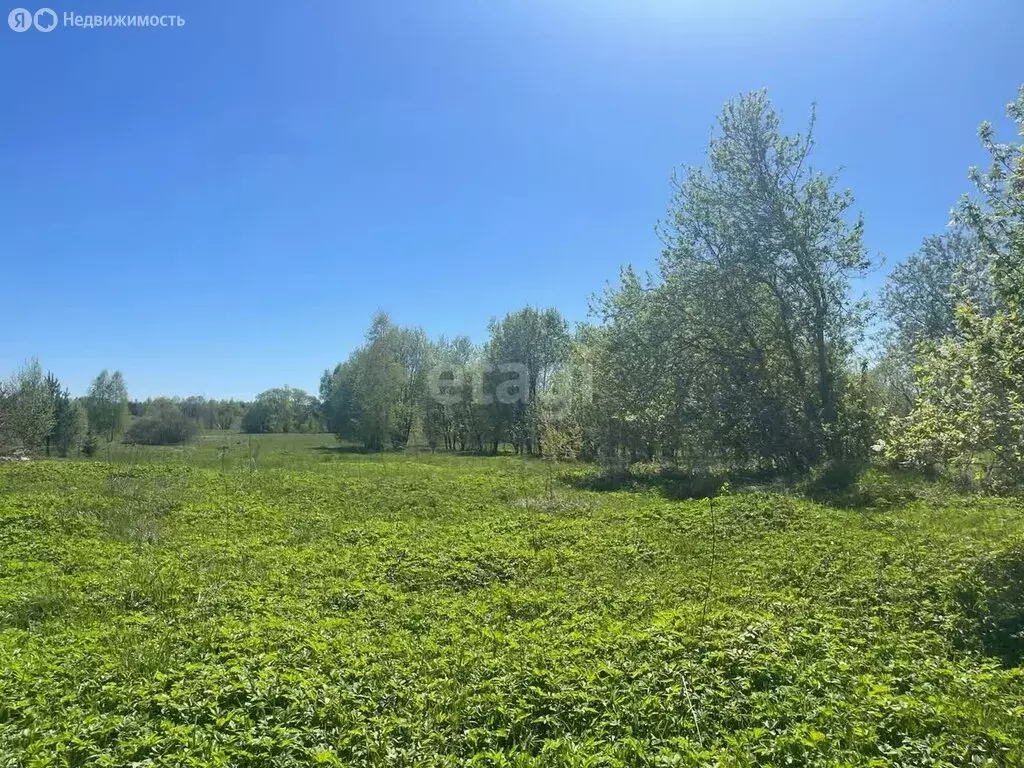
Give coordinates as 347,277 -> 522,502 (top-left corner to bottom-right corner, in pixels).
2,0 -> 1021,400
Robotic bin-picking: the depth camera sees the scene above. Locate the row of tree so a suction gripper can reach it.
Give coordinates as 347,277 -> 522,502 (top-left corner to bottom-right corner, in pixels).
316,86 -> 1024,490
3,87 -> 1021,489
0,367 -> 302,453
241,387 -> 320,434
881,89 -> 1024,490
129,396 -> 246,432
0,366 -> 117,457
319,307 -> 572,453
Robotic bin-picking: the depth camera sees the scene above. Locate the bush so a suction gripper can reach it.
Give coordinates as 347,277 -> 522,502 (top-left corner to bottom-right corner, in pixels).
124,404 -> 199,446
957,545 -> 1024,667
80,433 -> 99,457
241,387 -> 319,434
565,462 -> 725,499
887,304 -> 1024,494
801,458 -> 865,505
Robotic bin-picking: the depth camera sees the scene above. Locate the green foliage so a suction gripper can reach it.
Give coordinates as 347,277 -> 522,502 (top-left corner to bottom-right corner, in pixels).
566,462 -> 726,500
241,386 -> 319,434
800,457 -> 865,505
80,431 -> 99,457
886,85 -> 1024,491
215,400 -> 243,430
321,309 -> 571,455
124,400 -> 201,445
171,396 -> 246,430
85,369 -> 130,442
955,85 -> 1024,311
486,307 -> 572,455
131,396 -> 245,433
881,229 -> 995,350
46,373 -> 87,458
0,359 -> 56,455
589,91 -> 871,469
888,303 -> 1024,491
875,230 -> 996,419
321,313 -> 432,450
957,545 -> 1024,667
1,444 -> 1023,765
421,335 -> 476,451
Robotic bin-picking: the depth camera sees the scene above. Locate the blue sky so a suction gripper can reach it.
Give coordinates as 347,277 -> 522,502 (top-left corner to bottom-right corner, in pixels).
2,0 -> 1021,400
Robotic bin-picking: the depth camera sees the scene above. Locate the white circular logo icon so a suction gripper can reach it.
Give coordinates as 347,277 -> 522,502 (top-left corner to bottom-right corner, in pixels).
33,7 -> 57,31
8,7 -> 33,31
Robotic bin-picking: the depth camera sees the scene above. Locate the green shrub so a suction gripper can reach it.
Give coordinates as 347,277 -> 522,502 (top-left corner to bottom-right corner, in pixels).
124,404 -> 199,446
802,458 -> 864,501
853,468 -> 921,508
957,545 -> 1024,666
80,432 -> 99,457
566,462 -> 724,499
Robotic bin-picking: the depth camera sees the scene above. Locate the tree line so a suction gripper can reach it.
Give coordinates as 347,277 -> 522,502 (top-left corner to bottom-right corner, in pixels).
0,367 -> 256,455
2,87 -> 1022,489
315,87 -> 1023,490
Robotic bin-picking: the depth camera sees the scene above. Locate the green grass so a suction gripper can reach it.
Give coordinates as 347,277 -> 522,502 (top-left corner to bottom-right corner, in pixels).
1,435 -> 1024,766
88,430 -> 345,470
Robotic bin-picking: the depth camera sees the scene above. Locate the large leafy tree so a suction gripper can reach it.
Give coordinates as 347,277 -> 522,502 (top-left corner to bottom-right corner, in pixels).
876,230 -> 994,415
0,360 -> 56,455
85,370 -> 130,442
956,85 -> 1024,311
44,372 -> 85,457
486,307 -> 571,455
890,86 -> 1024,489
422,335 -> 475,451
52,392 -> 86,458
241,387 -> 319,434
215,401 -> 243,430
321,313 -> 432,450
889,304 -> 1024,489
321,356 -> 362,443
594,91 -> 871,468
881,230 -> 995,349
586,269 -> 682,462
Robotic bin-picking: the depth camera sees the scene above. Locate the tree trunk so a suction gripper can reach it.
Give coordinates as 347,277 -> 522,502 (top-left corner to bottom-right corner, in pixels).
814,311 -> 837,458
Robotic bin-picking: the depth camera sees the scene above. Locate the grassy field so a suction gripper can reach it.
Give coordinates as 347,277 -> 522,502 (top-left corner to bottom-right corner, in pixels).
2,434 -> 1024,766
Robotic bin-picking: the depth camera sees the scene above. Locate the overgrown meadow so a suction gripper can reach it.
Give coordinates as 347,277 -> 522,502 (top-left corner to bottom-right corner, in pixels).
2,434 -> 1024,766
